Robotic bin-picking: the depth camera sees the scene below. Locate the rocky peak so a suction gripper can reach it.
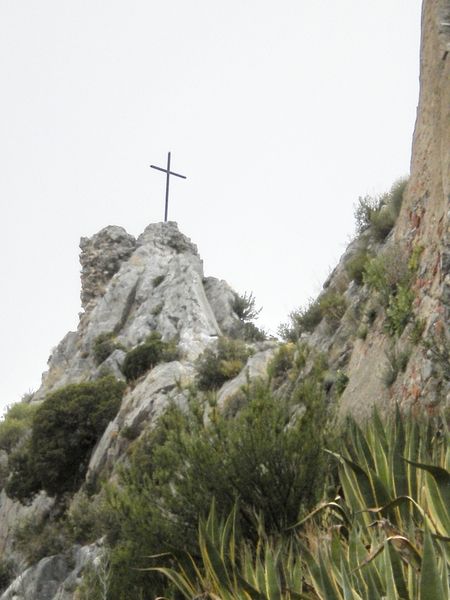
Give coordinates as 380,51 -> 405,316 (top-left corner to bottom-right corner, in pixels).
79,225 -> 136,312
35,221 -> 242,399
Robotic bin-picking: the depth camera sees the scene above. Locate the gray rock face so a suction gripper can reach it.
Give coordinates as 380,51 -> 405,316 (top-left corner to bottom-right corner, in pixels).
36,222 -> 232,399
203,277 -> 242,336
80,226 -> 136,311
86,360 -> 196,481
0,543 -> 101,600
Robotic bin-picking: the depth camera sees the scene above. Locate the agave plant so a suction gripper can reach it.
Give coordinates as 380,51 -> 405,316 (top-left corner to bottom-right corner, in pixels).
295,407 -> 450,599
151,409 -> 449,599
149,501 -> 310,599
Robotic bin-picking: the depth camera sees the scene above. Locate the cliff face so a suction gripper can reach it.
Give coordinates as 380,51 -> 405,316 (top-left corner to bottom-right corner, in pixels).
330,0 -> 450,419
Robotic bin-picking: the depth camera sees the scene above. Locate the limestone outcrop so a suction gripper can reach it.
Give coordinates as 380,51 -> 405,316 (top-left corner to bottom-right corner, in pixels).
35,222 -> 242,400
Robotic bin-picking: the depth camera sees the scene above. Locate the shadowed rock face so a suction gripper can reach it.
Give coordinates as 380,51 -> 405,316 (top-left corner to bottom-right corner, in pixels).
80,226 -> 136,312
35,222 -> 242,399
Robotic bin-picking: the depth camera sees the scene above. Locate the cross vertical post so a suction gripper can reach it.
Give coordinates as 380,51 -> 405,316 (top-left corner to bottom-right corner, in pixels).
150,152 -> 187,222
164,152 -> 171,222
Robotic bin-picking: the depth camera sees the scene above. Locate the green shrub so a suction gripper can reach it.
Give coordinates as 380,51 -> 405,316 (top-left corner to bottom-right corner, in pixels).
278,299 -> 323,341
383,346 -> 411,386
408,243 -> 424,273
267,343 -> 296,380
354,194 -> 382,233
232,291 -> 261,322
345,248 -> 371,285
385,285 -> 414,337
318,290 -> 347,327
231,292 -> 266,342
410,317 -> 426,345
370,207 -> 396,241
14,515 -> 68,565
122,332 -> 178,382
92,332 -> 124,366
6,377 -> 125,501
103,382 -> 331,599
279,291 -> 346,341
334,370 -> 349,395
354,179 -> 407,240
152,274 -> 165,287
0,402 -> 37,453
363,246 -> 410,306
196,337 -> 251,390
158,408 -> 449,600
66,491 -> 110,545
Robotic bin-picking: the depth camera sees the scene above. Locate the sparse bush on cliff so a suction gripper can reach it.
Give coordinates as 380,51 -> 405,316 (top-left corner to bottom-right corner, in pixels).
345,247 -> 371,285
122,332 -> 179,382
196,337 -> 251,390
6,377 -> 125,501
0,402 -> 37,453
279,290 -> 346,341
92,332 -> 125,366
354,178 -> 408,240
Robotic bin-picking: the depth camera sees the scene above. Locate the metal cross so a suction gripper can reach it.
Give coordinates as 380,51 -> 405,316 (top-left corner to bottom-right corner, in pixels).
150,152 -> 187,222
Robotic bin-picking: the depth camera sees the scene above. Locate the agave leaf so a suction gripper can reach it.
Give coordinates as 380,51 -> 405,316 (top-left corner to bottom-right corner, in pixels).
288,500 -> 351,530
383,541 -> 400,600
361,495 -> 427,526
404,460 -> 450,508
354,536 -> 420,573
340,558 -> 364,600
263,543 -> 281,600
419,528 -> 447,600
386,539 -> 410,600
326,450 -> 375,511
199,520 -> 233,593
149,566 -> 198,599
318,549 -> 342,600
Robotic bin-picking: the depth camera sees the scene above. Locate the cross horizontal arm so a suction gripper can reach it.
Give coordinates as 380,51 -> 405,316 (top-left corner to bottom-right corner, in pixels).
150,164 -> 187,179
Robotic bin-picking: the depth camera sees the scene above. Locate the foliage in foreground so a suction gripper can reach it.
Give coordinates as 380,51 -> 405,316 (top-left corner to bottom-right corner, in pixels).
94,382 -> 331,599
6,376 -> 125,501
156,407 -> 450,600
122,332 -> 179,382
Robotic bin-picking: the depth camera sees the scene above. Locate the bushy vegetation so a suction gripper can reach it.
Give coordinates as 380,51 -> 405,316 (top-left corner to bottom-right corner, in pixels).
279,289 -> 347,341
195,337 -> 252,390
362,244 -> 418,337
6,376 -> 125,501
354,179 -> 408,240
232,291 -> 266,342
232,291 -> 261,322
345,247 -> 371,285
0,402 -> 37,453
122,332 -> 178,382
86,379 -> 332,599
156,407 -> 450,600
92,332 -> 124,366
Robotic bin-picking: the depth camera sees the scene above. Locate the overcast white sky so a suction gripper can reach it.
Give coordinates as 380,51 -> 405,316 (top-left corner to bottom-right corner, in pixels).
0,0 -> 422,412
